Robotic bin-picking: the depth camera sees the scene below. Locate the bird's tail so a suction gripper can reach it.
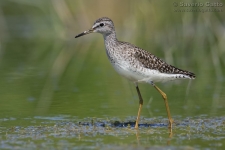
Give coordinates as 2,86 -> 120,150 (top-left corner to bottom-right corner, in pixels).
183,71 -> 195,79
174,67 -> 196,79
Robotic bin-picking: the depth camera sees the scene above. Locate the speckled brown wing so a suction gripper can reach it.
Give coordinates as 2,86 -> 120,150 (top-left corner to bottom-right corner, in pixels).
133,48 -> 195,79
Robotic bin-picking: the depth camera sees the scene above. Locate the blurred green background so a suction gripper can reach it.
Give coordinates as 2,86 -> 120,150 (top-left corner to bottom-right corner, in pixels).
0,0 -> 225,121
1,0 -> 225,149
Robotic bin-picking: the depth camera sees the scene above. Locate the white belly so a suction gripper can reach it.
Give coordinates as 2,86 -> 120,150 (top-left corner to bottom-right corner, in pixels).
112,62 -> 144,82
111,62 -> 189,84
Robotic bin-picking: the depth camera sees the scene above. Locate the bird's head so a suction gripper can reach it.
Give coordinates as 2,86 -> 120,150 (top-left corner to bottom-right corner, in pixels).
75,17 -> 115,38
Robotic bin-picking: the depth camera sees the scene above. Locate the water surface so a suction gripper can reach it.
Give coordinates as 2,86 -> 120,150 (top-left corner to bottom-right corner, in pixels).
0,0 -> 225,149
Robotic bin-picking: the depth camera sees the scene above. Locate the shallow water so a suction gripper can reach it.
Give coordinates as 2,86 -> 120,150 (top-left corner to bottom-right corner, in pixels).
1,0 -> 225,149
1,115 -> 225,149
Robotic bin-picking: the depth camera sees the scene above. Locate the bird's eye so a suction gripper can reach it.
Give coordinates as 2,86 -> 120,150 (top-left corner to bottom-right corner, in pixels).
100,23 -> 104,27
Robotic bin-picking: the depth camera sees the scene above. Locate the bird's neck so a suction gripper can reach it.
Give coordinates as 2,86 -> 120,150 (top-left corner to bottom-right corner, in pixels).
103,31 -> 117,46
103,31 -> 119,61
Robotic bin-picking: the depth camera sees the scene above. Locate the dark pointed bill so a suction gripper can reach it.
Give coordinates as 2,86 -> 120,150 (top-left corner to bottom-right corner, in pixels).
75,29 -> 93,38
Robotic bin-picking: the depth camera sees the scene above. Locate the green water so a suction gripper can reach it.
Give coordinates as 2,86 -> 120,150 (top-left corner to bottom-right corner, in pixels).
0,0 -> 225,149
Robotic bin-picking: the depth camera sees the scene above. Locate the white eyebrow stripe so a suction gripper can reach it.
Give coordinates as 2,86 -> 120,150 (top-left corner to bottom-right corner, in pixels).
92,23 -> 100,29
92,21 -> 109,29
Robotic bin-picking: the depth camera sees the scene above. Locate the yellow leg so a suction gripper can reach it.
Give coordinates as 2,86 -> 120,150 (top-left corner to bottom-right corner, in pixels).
135,85 -> 143,129
153,84 -> 173,133
135,103 -> 142,129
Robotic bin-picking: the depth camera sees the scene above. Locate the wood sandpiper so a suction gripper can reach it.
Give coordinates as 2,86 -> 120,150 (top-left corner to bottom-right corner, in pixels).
75,17 -> 195,133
